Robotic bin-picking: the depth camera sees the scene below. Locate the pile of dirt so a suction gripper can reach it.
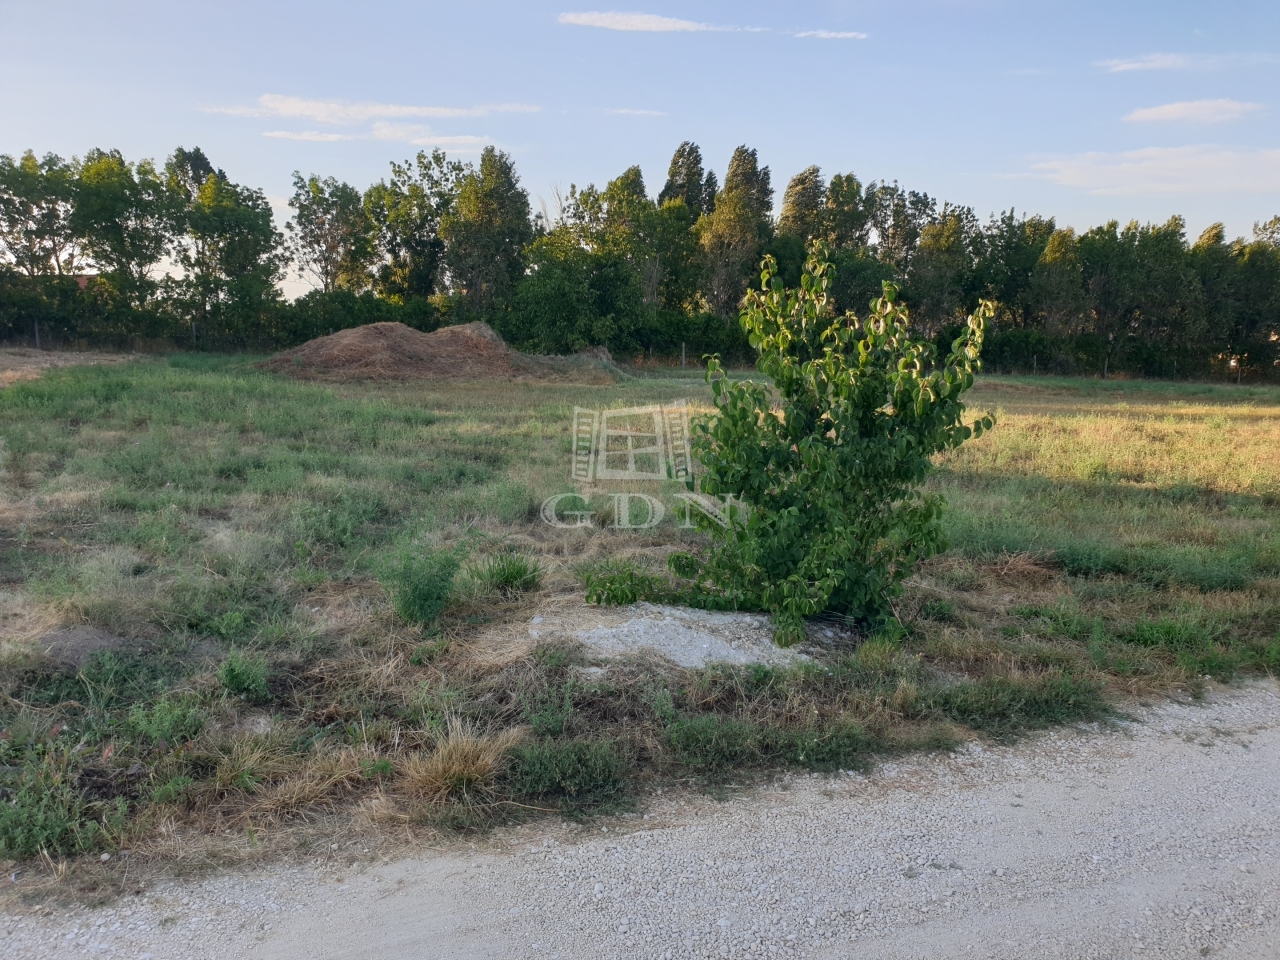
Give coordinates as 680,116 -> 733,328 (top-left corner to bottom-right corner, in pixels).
259,322 -> 617,384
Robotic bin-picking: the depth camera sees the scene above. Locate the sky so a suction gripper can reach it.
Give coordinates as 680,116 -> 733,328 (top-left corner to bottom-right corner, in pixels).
4,0 -> 1279,295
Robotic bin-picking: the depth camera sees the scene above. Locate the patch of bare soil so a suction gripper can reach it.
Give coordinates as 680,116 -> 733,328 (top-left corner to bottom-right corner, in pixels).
258,322 -> 618,384
0,348 -> 132,388
36,625 -> 136,666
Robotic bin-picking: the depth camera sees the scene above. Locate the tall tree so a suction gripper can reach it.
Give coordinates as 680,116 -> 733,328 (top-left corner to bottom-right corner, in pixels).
696,187 -> 761,318
778,165 -> 825,241
286,173 -> 375,293
439,146 -> 532,315
723,145 -> 773,232
1028,228 -> 1087,336
906,204 -> 981,334
867,183 -> 935,274
977,210 -> 1055,327
0,151 -> 81,277
73,148 -> 177,304
167,150 -> 284,343
365,148 -> 464,300
659,142 -> 710,217
823,173 -> 873,250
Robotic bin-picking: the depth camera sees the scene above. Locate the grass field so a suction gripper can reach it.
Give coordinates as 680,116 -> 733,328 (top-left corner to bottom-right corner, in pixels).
1,355 -> 1278,870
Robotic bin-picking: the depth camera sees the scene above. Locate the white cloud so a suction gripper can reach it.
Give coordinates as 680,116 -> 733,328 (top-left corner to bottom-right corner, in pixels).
369,122 -> 489,148
1030,145 -> 1280,195
557,11 -> 764,32
608,108 -> 665,116
795,30 -> 867,40
1096,53 -> 1193,72
1123,99 -> 1262,123
210,94 -> 538,125
262,130 -> 353,142
558,11 -> 709,31
1095,52 -> 1277,73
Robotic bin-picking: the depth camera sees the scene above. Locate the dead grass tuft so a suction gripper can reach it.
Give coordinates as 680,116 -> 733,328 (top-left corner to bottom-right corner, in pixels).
400,719 -> 526,804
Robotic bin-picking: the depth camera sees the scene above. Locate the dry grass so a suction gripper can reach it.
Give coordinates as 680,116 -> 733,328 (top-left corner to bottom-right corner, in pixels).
400,720 -> 526,805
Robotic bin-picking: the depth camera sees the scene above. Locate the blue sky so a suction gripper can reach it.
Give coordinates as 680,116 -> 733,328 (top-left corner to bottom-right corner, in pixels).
4,1 -> 1278,290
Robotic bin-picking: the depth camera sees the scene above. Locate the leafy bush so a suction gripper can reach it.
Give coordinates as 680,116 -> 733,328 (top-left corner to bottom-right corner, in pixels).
218,651 -> 270,701
675,242 -> 993,644
386,548 -> 460,624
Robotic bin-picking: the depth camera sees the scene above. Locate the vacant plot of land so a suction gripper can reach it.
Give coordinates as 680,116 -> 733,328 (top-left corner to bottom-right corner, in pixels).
0,355 -> 1277,876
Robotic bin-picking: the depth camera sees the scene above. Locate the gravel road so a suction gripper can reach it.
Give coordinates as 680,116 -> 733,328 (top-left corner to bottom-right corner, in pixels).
4,682 -> 1278,960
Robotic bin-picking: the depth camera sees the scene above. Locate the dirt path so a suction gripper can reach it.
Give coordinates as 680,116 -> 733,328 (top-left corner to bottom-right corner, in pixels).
4,683 -> 1279,960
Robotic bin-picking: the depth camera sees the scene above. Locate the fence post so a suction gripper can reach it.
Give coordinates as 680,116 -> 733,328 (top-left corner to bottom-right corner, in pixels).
681,342 -> 686,369
34,320 -> 40,350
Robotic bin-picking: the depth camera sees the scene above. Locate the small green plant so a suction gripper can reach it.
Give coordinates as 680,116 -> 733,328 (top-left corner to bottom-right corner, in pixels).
675,242 -> 993,645
507,740 -> 625,808
218,650 -> 270,701
471,553 -> 542,597
360,758 -> 394,779
127,695 -> 207,745
522,681 -> 575,737
583,559 -> 673,606
0,754 -> 127,857
386,548 -> 460,624
150,775 -> 193,804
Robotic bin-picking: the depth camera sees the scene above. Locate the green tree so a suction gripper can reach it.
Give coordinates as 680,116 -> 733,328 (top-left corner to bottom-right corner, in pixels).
0,151 -> 81,277
286,173 -> 375,293
73,148 -> 177,304
678,243 -> 993,644
867,183 -> 935,275
905,204 -> 981,335
658,142 -> 712,218
723,145 -> 773,235
777,165 -> 825,241
439,147 -> 532,316
696,187 -> 762,318
1028,228 -> 1087,337
167,151 -> 284,345
977,210 -> 1055,328
364,149 -> 464,300
823,173 -> 874,250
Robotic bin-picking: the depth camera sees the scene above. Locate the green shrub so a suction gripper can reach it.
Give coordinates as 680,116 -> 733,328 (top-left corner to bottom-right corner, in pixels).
150,775 -> 193,805
127,695 -> 207,744
218,651 -> 270,701
928,673 -> 1107,736
507,741 -> 625,807
521,681 -> 575,737
676,242 -> 993,644
472,553 -> 542,597
664,715 -> 871,772
386,548 -> 460,625
583,559 -> 673,606
0,757 -> 127,858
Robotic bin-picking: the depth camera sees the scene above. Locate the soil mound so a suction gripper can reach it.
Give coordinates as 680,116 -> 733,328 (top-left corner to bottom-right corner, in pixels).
260,322 -> 618,384
261,322 -> 510,382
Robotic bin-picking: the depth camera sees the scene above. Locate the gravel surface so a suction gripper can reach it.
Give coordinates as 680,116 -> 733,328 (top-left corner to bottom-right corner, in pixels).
3,682 -> 1278,960
574,603 -> 806,668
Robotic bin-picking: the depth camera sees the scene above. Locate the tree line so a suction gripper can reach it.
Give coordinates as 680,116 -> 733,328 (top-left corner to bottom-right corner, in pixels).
2,142 -> 1278,378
